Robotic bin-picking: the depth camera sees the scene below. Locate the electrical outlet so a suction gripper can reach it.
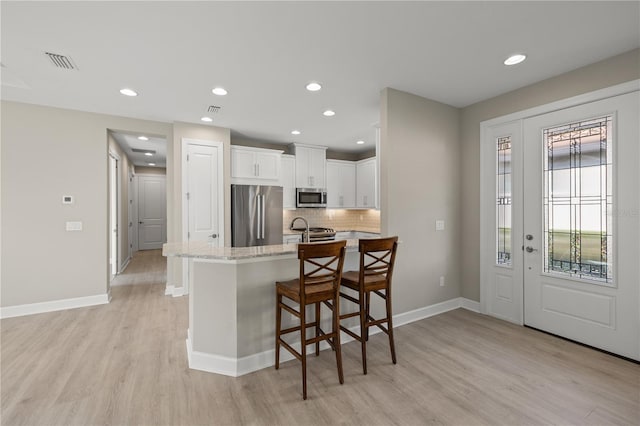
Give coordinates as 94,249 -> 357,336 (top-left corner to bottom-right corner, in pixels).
439,276 -> 445,287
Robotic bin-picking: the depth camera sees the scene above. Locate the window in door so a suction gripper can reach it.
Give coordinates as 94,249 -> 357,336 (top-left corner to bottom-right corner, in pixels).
496,136 -> 512,266
543,115 -> 613,283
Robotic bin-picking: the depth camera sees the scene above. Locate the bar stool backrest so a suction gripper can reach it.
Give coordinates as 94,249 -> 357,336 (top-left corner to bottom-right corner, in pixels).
298,240 -> 347,302
358,237 -> 399,284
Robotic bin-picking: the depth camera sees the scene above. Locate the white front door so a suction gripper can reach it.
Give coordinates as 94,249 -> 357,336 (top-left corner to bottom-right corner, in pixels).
522,92 -> 639,360
138,175 -> 166,250
481,87 -> 639,361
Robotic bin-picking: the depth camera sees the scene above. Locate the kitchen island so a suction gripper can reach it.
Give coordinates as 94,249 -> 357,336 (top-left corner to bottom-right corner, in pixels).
163,240 -> 362,377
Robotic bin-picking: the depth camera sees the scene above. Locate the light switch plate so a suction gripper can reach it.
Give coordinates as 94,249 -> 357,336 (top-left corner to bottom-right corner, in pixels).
66,221 -> 83,231
435,220 -> 445,231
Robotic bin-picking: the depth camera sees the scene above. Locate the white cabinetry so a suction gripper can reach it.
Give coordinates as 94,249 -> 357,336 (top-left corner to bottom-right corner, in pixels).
280,154 -> 296,209
294,144 -> 326,189
326,160 -> 356,208
356,157 -> 377,208
231,146 -> 282,184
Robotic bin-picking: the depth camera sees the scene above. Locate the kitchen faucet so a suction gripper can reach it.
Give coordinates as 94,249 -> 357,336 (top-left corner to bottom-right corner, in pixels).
290,217 -> 310,243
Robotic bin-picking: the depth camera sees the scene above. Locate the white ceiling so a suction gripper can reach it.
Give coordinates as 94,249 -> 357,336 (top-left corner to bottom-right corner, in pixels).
111,131 -> 167,169
2,2 -> 638,153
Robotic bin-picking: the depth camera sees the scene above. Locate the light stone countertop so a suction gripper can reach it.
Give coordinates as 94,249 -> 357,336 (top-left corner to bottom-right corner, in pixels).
162,239 -> 361,261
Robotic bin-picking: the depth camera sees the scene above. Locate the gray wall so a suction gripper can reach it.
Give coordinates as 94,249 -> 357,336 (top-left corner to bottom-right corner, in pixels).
460,48 -> 640,301
169,122 -> 231,289
1,101 -> 172,306
380,88 -> 462,311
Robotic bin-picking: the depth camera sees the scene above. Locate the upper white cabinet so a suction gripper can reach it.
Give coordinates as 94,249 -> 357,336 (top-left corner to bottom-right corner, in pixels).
326,160 -> 356,208
293,144 -> 326,189
231,146 -> 282,184
280,154 -> 296,209
356,157 -> 377,208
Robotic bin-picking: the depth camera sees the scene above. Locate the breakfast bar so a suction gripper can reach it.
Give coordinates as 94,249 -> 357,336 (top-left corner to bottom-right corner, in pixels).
162,240 -> 363,377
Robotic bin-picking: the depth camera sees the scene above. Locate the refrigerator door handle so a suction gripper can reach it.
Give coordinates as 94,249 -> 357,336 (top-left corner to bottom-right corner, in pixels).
257,194 -> 262,240
261,195 -> 266,239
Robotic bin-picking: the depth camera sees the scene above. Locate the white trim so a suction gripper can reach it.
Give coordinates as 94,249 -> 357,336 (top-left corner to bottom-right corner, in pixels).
186,296 -> 481,377
119,256 -> 131,273
460,298 -> 481,313
172,286 -> 186,297
165,284 -> 175,296
481,80 -> 639,127
0,294 -> 110,319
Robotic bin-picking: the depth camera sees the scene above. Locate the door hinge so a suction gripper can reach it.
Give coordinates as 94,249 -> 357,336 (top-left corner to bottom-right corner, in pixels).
188,232 -> 191,239
186,192 -> 190,200
187,154 -> 189,161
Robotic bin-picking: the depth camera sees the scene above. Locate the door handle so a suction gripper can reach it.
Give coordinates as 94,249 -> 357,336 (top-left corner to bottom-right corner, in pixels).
210,233 -> 218,239
256,195 -> 262,239
261,195 -> 266,239
525,246 -> 538,253
138,221 -> 144,224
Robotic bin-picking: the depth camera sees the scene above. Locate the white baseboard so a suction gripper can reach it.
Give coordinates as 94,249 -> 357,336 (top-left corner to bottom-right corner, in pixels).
165,284 -> 174,296
119,257 -> 131,273
172,286 -> 186,297
0,293 -> 110,319
187,295 -> 483,377
460,297 -> 481,313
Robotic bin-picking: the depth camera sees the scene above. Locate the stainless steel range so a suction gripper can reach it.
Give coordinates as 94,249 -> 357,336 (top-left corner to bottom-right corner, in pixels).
291,226 -> 336,242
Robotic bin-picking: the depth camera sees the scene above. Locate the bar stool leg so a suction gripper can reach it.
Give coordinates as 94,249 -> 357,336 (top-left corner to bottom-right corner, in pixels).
300,302 -> 307,400
275,293 -> 282,370
333,294 -> 344,384
315,302 -> 321,356
359,288 -> 368,375
365,292 -> 371,342
386,288 -> 397,364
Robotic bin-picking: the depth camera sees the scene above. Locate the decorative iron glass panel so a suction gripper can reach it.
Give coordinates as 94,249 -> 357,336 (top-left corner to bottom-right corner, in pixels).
497,136 -> 512,266
543,116 -> 613,283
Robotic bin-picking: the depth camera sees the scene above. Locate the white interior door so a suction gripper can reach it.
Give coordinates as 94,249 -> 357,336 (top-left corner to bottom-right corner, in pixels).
523,92 -> 639,360
186,143 -> 222,245
138,175 -> 166,250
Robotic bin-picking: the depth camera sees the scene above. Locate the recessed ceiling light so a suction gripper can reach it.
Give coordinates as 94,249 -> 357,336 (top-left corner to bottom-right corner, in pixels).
148,163 -> 156,166
138,136 -> 149,141
291,130 -> 301,135
323,110 -> 335,117
306,82 -> 322,92
504,54 -> 527,66
145,152 -> 153,156
356,140 -> 365,145
201,116 -> 213,122
212,87 -> 228,96
119,88 -> 138,97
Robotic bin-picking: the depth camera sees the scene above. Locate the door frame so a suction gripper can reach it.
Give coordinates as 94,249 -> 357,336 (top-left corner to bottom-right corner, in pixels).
181,138 -> 225,294
480,79 -> 639,325
108,149 -> 121,281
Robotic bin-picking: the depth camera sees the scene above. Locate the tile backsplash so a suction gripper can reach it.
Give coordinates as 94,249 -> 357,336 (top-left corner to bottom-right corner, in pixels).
283,209 -> 380,233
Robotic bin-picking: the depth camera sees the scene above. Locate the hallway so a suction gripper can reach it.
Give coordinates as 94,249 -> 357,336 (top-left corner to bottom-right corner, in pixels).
111,249 -> 166,288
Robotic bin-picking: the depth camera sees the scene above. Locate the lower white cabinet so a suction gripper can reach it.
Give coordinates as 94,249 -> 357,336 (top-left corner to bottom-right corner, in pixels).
283,234 -> 302,244
326,160 -> 356,208
356,157 -> 377,208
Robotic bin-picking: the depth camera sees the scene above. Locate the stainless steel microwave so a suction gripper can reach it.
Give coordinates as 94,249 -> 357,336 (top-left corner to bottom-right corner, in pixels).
296,188 -> 327,208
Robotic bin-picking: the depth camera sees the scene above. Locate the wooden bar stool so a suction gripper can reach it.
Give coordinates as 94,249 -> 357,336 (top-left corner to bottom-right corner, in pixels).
275,240 -> 347,400
339,236 -> 398,374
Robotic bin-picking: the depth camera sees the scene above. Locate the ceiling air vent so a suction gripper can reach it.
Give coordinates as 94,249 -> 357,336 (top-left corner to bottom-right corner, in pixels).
132,149 -> 156,154
207,105 -> 222,114
45,52 -> 77,70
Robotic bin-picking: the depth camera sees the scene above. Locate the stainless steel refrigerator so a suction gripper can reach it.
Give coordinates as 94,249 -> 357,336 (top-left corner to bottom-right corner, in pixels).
231,185 -> 283,247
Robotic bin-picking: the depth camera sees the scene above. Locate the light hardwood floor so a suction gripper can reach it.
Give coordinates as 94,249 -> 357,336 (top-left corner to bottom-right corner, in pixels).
1,250 -> 638,425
